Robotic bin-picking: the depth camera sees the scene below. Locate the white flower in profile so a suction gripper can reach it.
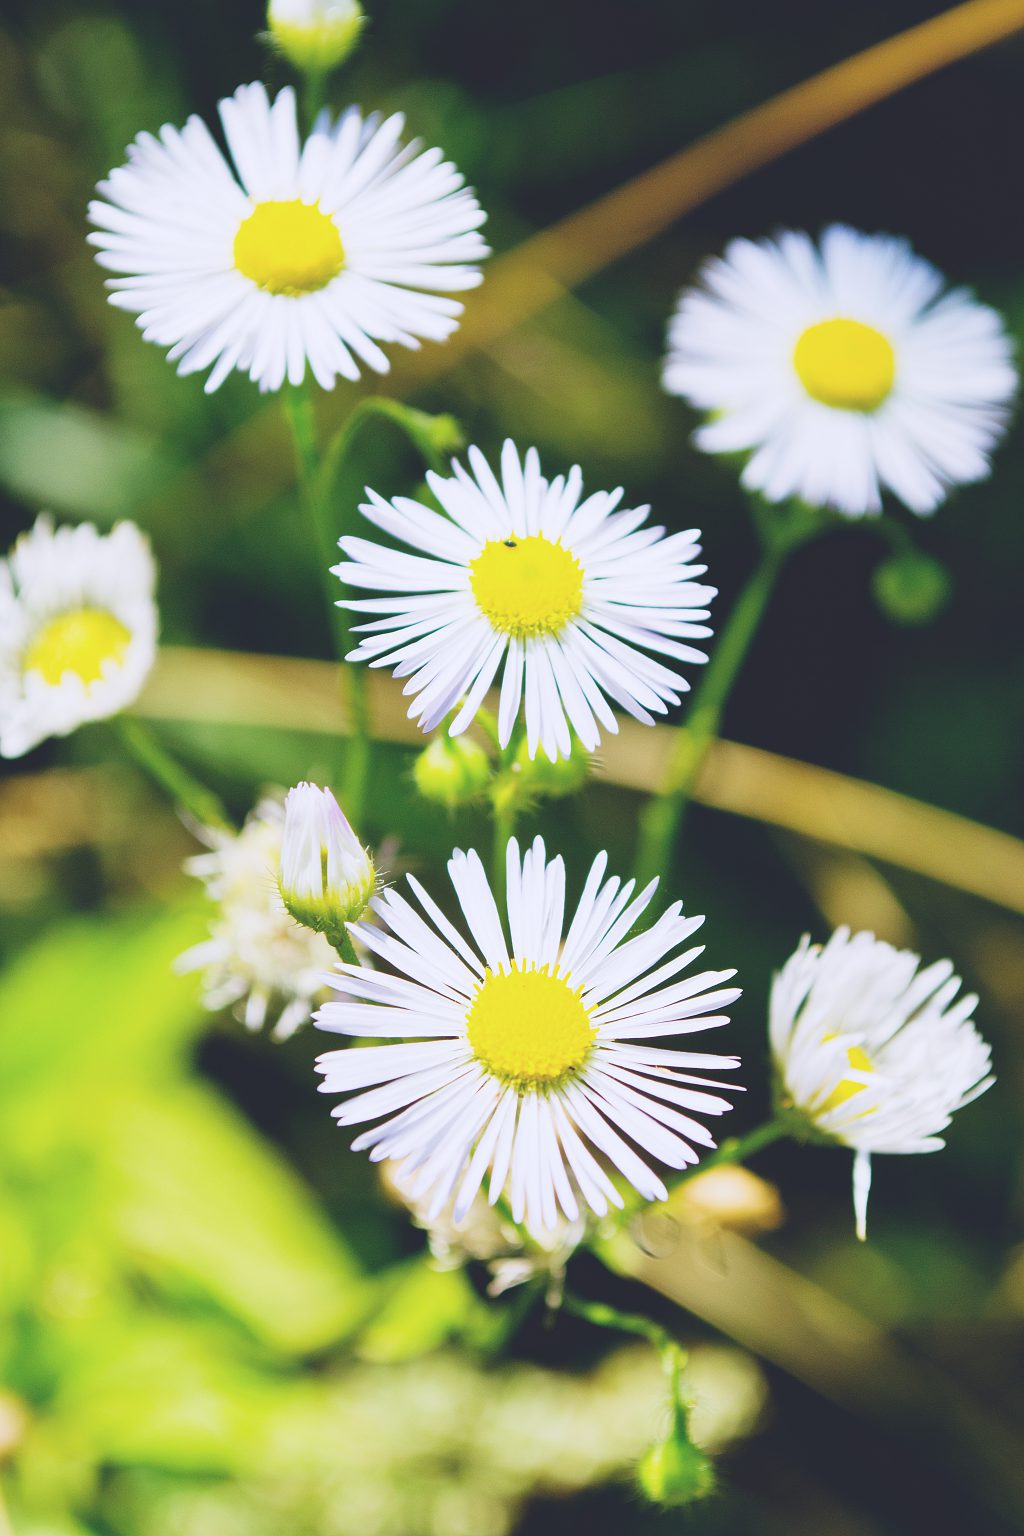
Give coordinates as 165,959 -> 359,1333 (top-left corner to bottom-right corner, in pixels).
335,440 -> 716,761
279,781 -> 375,945
663,225 -> 1016,516
267,0 -> 365,72
177,794 -> 337,1040
88,82 -> 488,394
315,835 -> 742,1236
0,516 -> 157,758
770,927 -> 994,1239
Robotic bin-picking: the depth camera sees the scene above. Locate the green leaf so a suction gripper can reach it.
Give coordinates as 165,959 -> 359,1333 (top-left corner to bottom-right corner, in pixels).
355,1256 -> 497,1363
103,1083 -> 370,1355
0,392 -> 174,523
0,904 -> 206,1097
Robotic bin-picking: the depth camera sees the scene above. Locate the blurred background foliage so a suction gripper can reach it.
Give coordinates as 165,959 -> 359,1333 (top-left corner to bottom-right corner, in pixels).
2,1 -> 1024,1533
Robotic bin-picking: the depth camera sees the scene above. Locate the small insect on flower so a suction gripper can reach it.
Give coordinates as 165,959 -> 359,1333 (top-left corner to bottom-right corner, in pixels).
315,835 -> 742,1236
335,440 -> 717,761
279,781 -> 375,947
770,927 -> 994,1239
0,516 -> 157,758
88,82 -> 488,393
663,225 -> 1017,517
267,0 -> 365,73
177,794 -> 339,1041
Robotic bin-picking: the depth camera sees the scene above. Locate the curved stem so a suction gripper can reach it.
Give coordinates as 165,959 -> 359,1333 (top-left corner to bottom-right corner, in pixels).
282,384 -> 372,821
112,716 -> 232,832
636,503 -> 828,884
562,1290 -> 680,1357
636,542 -> 786,883
669,1117 -> 790,1188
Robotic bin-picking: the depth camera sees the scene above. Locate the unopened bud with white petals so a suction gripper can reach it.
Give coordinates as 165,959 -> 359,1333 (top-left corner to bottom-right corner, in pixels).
267,0 -> 365,73
279,782 -> 374,950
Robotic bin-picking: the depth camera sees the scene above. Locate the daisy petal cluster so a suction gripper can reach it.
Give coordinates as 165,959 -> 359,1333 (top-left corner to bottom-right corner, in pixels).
315,835 -> 741,1236
177,794 -> 338,1040
771,926 -> 994,1238
89,82 -> 488,394
0,516 -> 157,759
335,440 -> 716,760
664,224 -> 1016,516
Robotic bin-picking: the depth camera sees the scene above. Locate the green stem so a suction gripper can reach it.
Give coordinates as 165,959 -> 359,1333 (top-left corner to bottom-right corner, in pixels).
302,67 -> 328,130
609,1116 -> 790,1229
636,541 -> 785,884
282,383 -> 372,821
335,928 -> 360,967
487,716 -> 523,903
636,497 -> 831,884
669,1117 -> 789,1188
491,794 -> 516,906
113,716 -> 232,831
561,1290 -> 680,1356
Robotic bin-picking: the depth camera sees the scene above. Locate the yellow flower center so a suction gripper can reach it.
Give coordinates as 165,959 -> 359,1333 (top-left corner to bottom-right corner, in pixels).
469,536 -> 584,640
233,199 -> 345,296
466,963 -> 595,1088
23,608 -> 131,688
793,318 -> 895,412
820,1043 -> 873,1113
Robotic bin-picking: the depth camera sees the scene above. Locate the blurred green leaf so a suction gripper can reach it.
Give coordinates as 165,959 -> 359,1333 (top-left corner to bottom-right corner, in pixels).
0,393 -> 175,523
105,1083 -> 369,1355
0,905 -> 205,1096
356,1256 -> 498,1363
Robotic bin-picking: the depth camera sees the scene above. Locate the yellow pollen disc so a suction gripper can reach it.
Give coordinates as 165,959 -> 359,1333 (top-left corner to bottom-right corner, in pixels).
233,199 -> 345,296
23,608 -> 131,688
466,963 -> 595,1087
821,1042 -> 873,1113
469,535 -> 584,639
793,317 -> 896,412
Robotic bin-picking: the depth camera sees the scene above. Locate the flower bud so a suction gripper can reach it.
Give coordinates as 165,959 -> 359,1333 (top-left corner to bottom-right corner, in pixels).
514,736 -> 590,799
412,735 -> 491,810
267,0 -> 365,74
637,1431 -> 715,1507
279,782 -> 374,948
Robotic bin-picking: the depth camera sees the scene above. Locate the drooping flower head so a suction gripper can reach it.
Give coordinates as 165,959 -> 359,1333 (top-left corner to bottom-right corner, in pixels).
0,516 -> 157,758
335,441 -> 716,761
279,781 -> 375,945
315,835 -> 742,1236
663,225 -> 1016,516
267,0 -> 365,72
770,927 -> 994,1238
177,794 -> 337,1040
88,82 -> 488,394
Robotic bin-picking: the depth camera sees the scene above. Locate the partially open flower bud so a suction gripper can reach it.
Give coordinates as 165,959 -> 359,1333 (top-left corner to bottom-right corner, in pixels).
279,782 -> 374,949
267,0 -> 365,74
412,735 -> 491,810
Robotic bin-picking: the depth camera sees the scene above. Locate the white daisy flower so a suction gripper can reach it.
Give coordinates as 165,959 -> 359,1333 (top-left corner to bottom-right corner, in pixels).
0,516 -> 157,759
663,224 -> 1016,516
279,780 -> 375,943
315,835 -> 742,1236
177,794 -> 338,1040
334,440 -> 716,761
770,927 -> 994,1239
88,81 -> 488,394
